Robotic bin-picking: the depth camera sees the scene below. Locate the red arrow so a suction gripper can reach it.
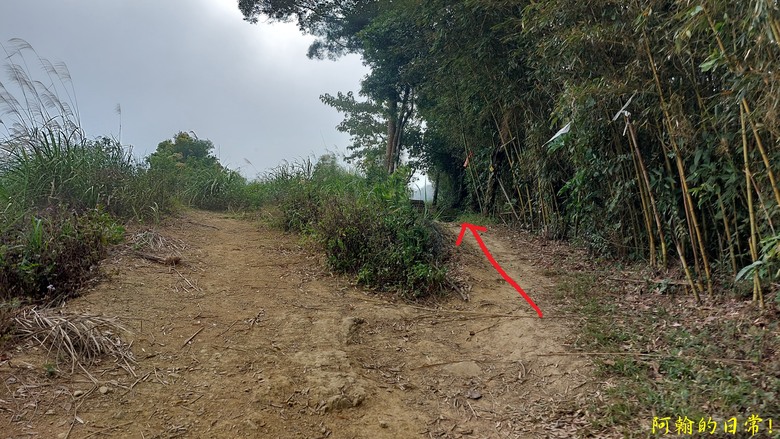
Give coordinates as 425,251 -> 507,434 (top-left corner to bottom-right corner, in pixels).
456,223 -> 543,318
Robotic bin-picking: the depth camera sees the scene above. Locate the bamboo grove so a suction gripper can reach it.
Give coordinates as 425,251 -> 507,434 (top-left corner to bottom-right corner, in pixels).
240,0 -> 780,304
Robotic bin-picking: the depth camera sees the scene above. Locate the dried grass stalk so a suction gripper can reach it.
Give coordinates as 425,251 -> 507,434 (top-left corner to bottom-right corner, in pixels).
130,230 -> 186,253
14,307 -> 136,375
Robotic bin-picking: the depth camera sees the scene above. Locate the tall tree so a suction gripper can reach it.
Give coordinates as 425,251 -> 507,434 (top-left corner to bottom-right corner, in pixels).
239,0 -> 420,173
238,0 -> 379,59
319,91 -> 386,174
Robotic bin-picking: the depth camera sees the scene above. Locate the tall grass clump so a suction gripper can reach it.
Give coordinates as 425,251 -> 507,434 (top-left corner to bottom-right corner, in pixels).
264,155 -> 450,298
145,131 -> 255,212
0,39 -> 176,221
0,40 -> 171,304
0,136 -> 175,220
183,166 -> 248,211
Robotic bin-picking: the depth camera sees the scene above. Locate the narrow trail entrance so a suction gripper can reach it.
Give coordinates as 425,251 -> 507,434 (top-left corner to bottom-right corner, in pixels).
2,210 -> 591,438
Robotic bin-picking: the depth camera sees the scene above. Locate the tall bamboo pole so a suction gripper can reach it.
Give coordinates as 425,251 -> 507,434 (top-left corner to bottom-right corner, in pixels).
742,99 -> 780,209
644,35 -> 712,296
497,177 -> 520,222
525,185 -> 534,229
675,240 -> 701,303
629,124 -> 656,266
717,193 -> 738,274
627,118 -> 668,266
741,104 -> 764,308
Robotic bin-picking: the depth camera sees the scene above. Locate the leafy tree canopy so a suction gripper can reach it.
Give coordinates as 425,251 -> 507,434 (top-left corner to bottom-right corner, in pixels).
147,132 -> 218,169
238,0 -> 381,59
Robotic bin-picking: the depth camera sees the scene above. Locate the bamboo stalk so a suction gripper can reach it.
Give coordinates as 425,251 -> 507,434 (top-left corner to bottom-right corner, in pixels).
629,124 -> 656,266
750,173 -> 777,233
678,178 -> 706,296
514,179 -> 528,225
741,104 -> 764,308
538,178 -> 548,231
455,85 -> 484,214
627,118 -> 667,266
679,154 -> 713,296
525,185 -> 534,229
717,193 -> 738,274
644,35 -> 711,296
742,99 -> 780,209
497,176 -> 520,221
675,239 -> 701,303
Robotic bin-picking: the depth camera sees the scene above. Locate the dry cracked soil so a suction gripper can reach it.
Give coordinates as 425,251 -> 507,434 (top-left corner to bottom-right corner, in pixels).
1,210 -> 593,439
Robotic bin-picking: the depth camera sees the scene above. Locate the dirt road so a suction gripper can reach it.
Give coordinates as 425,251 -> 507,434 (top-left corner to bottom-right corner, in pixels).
2,210 -> 591,438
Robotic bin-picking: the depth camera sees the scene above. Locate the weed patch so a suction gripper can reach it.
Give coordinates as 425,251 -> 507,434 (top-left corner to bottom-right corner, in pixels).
262,157 -> 452,298
556,271 -> 780,437
0,207 -> 124,303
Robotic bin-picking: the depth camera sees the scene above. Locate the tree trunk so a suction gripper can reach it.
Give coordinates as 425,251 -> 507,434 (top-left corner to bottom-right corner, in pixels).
432,171 -> 440,206
384,87 -> 413,174
385,100 -> 398,174
483,148 -> 503,215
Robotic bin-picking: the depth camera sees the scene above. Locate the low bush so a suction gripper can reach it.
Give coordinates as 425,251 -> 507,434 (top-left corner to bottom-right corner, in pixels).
268,156 -> 451,298
0,207 -> 124,302
316,193 -> 448,297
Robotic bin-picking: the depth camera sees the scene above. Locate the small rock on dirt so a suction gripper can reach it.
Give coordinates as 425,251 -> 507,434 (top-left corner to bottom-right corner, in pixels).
444,361 -> 482,378
73,390 -> 84,397
379,420 -> 389,428
317,393 -> 365,413
341,317 -> 365,345
465,389 -> 482,400
99,386 -> 110,394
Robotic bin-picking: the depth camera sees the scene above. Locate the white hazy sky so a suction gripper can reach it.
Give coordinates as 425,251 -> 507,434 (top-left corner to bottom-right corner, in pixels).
0,0 -> 369,177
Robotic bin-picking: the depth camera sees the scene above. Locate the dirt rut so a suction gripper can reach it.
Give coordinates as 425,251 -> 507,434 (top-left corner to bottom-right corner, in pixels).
1,210 -> 590,438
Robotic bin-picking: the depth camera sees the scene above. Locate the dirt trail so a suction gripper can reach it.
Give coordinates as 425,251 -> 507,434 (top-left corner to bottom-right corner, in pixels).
2,210 -> 591,438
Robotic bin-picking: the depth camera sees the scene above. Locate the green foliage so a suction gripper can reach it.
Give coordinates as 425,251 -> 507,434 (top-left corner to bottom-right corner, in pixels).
0,207 -> 124,302
0,136 -> 176,221
0,41 -> 247,305
145,132 -> 252,212
556,272 -> 780,437
238,0 -> 380,59
317,171 -> 448,297
43,362 -> 57,378
319,91 -> 387,171
736,233 -> 780,301
262,155 -> 450,298
147,131 -> 218,169
184,166 -> 248,211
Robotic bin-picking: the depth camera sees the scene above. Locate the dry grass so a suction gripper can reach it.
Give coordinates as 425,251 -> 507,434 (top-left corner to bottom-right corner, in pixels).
0,301 -> 22,348
13,307 -> 136,378
128,229 -> 186,266
129,229 -> 186,253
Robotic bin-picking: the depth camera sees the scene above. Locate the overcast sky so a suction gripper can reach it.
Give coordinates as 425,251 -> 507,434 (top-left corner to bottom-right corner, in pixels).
0,0 -> 369,177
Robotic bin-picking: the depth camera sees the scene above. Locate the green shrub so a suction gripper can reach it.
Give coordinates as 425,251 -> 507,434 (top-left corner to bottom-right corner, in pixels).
268,156 -> 451,298
0,207 -> 124,302
316,194 -> 448,297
